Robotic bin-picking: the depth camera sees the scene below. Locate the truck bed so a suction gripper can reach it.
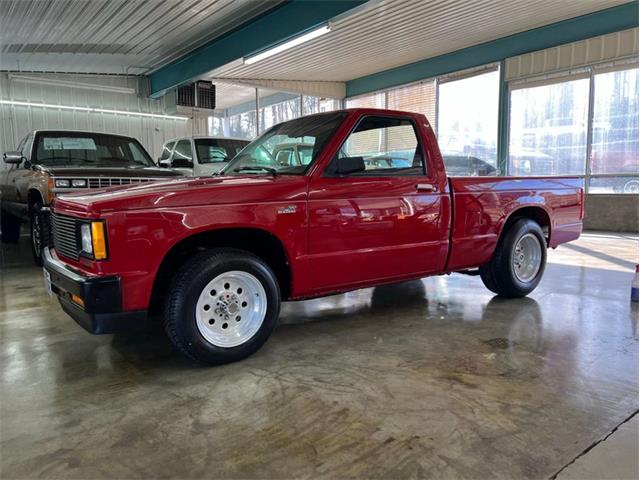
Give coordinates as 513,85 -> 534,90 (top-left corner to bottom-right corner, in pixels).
446,176 -> 583,271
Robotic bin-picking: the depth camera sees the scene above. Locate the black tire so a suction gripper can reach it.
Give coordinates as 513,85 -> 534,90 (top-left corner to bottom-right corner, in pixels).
30,202 -> 45,266
164,249 -> 281,364
0,209 -> 21,243
479,218 -> 546,298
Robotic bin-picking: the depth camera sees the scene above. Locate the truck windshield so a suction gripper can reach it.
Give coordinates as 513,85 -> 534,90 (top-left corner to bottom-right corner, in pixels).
195,139 -> 249,164
34,133 -> 154,167
222,112 -> 347,175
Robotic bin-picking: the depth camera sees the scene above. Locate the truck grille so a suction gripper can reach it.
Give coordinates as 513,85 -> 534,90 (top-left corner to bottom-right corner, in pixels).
86,177 -> 158,189
51,214 -> 80,261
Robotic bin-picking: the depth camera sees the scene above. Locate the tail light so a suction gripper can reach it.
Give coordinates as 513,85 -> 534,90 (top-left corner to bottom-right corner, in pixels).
579,187 -> 585,220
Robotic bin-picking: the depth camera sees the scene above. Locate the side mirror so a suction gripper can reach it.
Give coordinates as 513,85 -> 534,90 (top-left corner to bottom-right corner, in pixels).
335,156 -> 365,175
3,151 -> 24,165
158,159 -> 170,168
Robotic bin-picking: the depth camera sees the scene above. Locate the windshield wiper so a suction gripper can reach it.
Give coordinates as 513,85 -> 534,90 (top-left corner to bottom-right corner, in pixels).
233,166 -> 277,176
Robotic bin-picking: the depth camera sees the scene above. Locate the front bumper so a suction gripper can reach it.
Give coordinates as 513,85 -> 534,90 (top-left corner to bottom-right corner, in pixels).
43,248 -> 147,334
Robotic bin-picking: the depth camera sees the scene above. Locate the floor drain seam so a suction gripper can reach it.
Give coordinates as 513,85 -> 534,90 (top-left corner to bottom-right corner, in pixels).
549,410 -> 639,480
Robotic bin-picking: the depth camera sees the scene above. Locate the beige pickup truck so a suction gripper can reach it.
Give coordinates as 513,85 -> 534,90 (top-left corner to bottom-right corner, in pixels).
1,130 -> 182,265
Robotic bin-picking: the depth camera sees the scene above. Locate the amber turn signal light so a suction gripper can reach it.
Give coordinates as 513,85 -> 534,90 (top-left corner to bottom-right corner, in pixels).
91,221 -> 108,260
71,294 -> 85,308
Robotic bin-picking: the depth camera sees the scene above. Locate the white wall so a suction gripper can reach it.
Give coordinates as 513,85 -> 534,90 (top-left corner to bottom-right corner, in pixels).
0,73 -> 208,164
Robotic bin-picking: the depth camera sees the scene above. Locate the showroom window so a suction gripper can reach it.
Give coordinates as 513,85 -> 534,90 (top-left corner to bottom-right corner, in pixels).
227,110 -> 258,139
387,80 -> 437,131
589,67 -> 639,193
259,96 -> 300,134
345,92 -> 385,109
344,66 -> 499,176
303,96 -> 341,115
508,76 -> 590,176
438,68 -> 500,174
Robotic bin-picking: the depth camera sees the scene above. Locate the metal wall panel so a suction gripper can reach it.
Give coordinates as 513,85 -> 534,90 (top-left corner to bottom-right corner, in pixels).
505,28 -> 639,82
0,73 -> 207,165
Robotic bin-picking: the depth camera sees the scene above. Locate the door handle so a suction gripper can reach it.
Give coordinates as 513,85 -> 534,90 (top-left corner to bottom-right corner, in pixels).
416,183 -> 435,192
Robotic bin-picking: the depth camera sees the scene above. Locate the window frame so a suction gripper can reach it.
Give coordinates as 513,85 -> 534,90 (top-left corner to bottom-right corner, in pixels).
324,114 -> 429,178
160,141 -> 175,161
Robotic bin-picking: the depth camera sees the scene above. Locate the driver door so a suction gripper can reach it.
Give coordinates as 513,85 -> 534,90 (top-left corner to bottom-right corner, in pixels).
307,115 -> 450,291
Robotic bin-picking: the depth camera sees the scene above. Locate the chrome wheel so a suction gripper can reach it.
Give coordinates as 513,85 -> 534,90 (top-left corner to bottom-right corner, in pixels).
195,270 -> 267,348
512,233 -> 542,283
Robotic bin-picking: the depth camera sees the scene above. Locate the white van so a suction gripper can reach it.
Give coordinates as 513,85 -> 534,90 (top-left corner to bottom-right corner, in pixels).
158,136 -> 250,176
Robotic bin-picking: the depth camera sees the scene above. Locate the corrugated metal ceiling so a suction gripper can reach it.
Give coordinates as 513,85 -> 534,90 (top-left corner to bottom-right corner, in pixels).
0,0 -> 283,74
212,0 -> 631,82
0,0 -> 631,90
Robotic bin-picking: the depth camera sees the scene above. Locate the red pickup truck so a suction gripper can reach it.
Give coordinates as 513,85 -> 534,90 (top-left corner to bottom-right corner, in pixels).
44,108 -> 583,364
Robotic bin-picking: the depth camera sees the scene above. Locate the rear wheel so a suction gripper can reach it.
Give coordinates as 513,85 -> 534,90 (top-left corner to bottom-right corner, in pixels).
164,249 -> 280,364
0,209 -> 21,243
480,218 -> 546,298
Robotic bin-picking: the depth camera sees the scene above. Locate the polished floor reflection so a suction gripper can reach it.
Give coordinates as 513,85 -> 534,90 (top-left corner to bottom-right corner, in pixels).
0,233 -> 638,479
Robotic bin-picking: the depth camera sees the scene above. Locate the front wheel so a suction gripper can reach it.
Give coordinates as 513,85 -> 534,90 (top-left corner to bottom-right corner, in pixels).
480,218 -> 547,298
30,203 -> 46,266
164,249 -> 281,364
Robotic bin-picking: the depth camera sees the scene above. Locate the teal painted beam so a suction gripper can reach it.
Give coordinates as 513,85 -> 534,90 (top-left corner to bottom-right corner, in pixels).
346,2 -> 639,97
149,0 -> 367,98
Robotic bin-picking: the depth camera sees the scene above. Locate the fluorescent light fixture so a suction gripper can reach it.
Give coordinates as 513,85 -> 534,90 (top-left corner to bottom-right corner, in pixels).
8,74 -> 136,95
0,100 -> 189,121
244,25 -> 330,65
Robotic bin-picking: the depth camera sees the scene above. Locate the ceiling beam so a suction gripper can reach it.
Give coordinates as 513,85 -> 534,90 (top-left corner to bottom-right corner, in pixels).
346,2 -> 639,97
213,78 -> 346,99
148,0 -> 368,98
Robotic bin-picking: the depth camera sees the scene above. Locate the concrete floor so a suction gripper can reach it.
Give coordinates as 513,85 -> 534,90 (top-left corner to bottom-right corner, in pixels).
0,232 -> 638,479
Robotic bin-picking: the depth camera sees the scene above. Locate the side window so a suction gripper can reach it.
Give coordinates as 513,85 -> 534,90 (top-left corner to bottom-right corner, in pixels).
160,141 -> 175,161
172,140 -> 193,167
331,116 -> 426,176
275,148 -> 294,166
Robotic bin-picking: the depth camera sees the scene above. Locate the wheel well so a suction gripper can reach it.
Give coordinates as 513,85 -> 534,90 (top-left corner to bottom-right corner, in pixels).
149,228 -> 292,314
502,207 -> 551,244
27,189 -> 44,213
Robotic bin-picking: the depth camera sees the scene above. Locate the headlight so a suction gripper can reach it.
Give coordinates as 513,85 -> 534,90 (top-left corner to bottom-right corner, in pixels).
71,179 -> 87,187
80,221 -> 108,260
55,179 -> 70,187
80,224 -> 93,254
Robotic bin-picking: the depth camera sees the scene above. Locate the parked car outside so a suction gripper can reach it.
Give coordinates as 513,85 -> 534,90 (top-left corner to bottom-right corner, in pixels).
0,130 -> 183,265
158,136 -> 249,176
441,153 -> 497,176
44,109 -> 583,364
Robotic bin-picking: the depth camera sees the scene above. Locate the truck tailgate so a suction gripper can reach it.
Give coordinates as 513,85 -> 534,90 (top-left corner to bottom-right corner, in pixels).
446,176 -> 583,271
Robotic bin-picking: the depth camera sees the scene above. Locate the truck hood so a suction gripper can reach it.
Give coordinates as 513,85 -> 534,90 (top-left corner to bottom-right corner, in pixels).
53,175 -> 307,214
36,165 -> 183,178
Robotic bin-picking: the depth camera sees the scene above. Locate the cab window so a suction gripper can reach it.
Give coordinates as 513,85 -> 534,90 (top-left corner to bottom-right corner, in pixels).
172,140 -> 193,168
329,116 -> 426,176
